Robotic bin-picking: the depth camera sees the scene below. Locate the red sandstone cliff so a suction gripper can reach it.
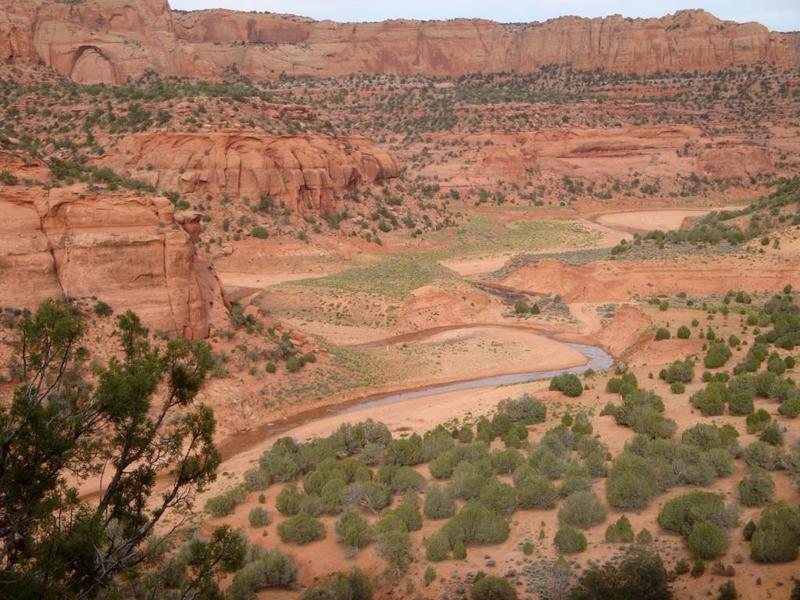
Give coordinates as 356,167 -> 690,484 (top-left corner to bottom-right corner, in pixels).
0,165 -> 227,338
1,0 -> 797,84
98,133 -> 400,212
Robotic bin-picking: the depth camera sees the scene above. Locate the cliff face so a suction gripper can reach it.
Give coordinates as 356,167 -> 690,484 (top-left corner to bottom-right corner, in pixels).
99,133 -> 400,214
0,177 -> 226,338
1,1 -> 797,84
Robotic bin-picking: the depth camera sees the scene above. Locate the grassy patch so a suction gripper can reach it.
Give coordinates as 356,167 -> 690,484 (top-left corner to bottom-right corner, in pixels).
295,256 -> 457,299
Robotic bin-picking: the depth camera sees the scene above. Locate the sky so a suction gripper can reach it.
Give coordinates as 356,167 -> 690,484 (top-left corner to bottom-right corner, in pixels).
169,0 -> 800,32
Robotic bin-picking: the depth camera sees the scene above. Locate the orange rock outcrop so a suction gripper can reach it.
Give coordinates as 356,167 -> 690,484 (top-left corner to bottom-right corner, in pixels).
99,133 -> 400,212
1,1 -> 797,84
0,181 -> 226,338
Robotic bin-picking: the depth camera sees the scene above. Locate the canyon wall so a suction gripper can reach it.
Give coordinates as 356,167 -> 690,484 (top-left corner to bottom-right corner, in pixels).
0,179 -> 226,338
99,133 -> 400,213
1,0 -> 797,84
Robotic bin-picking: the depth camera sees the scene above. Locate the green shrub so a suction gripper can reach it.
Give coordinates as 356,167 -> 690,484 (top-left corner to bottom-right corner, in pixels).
277,513 -> 326,545
251,226 -> 268,239
204,485 -> 247,518
442,503 -> 510,547
336,509 -> 372,552
677,326 -> 691,339
687,521 -> 729,560
742,441 -> 781,470
558,491 -> 607,530
704,342 -> 732,369
497,394 -> 546,424
670,382 -> 685,394
605,516 -> 635,543
657,492 -> 731,538
227,550 -> 298,599
569,548 -> 671,599
393,493 -> 423,532
779,396 -> 800,417
738,469 -> 775,507
554,525 -> 587,554
549,373 -> 583,397
383,438 -> 423,466
424,532 -> 450,562
749,502 -> 800,563
243,467 -> 270,491
424,566 -> 436,587
424,484 -> 456,520
478,479 -> 517,517
276,484 -> 303,516
759,423 -> 783,447
248,507 -> 271,528
746,409 -> 771,433
514,470 -> 558,510
299,568 -> 372,600
93,300 -> 113,317
470,574 -> 519,600
659,360 -> 694,384
654,327 -> 670,341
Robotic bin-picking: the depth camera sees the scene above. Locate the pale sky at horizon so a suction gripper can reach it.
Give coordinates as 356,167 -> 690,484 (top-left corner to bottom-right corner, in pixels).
168,0 -> 800,32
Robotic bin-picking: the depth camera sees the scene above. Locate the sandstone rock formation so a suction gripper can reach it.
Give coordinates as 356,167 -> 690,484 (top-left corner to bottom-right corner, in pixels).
415,126 -> 775,187
1,1 -> 797,84
99,133 -> 400,213
0,181 -> 226,338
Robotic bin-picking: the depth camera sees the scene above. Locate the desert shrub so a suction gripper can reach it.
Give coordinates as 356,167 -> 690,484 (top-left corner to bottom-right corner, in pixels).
393,493 -> 423,532
375,526 -> 412,574
341,481 -> 391,511
299,568 -> 372,600
550,373 -> 583,397
383,437 -> 423,466
424,484 -> 456,520
424,531 -> 451,562
681,423 -> 738,452
451,462 -> 488,500
381,465 -> 426,494
244,467 -> 270,491
490,448 -> 525,475
424,566 -> 436,587
606,453 -> 656,509
687,521 -> 729,560
421,427 -> 455,462
780,396 -> 800,417
690,559 -> 705,577
277,513 -> 326,545
478,479 -> 518,517
677,326 -> 691,339
515,468 -> 558,510
742,441 -> 782,471
605,516 -> 635,543
749,502 -> 800,563
717,581 -> 737,600
658,492 -> 734,538
336,509 -> 372,552
299,494 -> 323,517
558,491 -> 607,530
554,525 -> 587,554
704,342 -> 732,369
690,381 -> 728,416
204,485 -> 247,518
227,550 -> 298,599
498,394 -> 547,424
727,392 -> 754,416
746,409 -> 771,433
659,360 -> 694,384
759,423 -> 783,447
276,484 -> 303,516
767,354 -> 787,375
654,327 -> 670,341
248,507 -> 271,528
441,503 -> 510,547
470,574 -> 519,600
568,547 -> 671,599
670,382 -> 685,394
559,474 -> 593,498
738,469 -> 775,507
606,372 -> 638,395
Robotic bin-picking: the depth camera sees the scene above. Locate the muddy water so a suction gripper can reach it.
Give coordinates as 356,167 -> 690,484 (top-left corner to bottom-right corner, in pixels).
339,341 -> 613,414
216,331 -> 613,460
